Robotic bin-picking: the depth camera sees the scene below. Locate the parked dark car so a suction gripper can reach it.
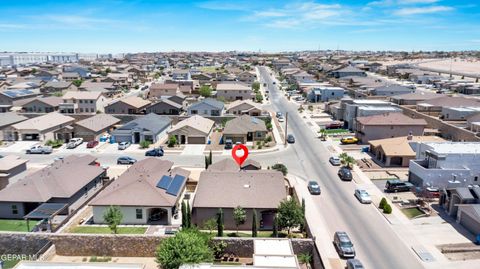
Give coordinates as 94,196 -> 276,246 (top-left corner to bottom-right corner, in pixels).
338,167 -> 353,181
145,147 -> 164,157
86,140 -> 99,148
307,181 -> 321,195
287,134 -> 295,144
346,259 -> 364,269
333,231 -> 355,259
325,121 -> 343,129
117,156 -> 137,165
385,179 -> 414,193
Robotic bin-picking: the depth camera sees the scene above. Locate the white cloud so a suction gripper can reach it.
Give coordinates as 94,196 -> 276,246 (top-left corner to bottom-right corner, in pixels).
394,5 -> 453,16
368,0 -> 438,6
253,11 -> 287,18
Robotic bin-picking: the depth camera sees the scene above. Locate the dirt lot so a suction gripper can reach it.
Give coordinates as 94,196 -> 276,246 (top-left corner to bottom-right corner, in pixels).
438,243 -> 480,261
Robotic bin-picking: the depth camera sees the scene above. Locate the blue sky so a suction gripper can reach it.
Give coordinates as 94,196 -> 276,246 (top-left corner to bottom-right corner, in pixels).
0,0 -> 479,53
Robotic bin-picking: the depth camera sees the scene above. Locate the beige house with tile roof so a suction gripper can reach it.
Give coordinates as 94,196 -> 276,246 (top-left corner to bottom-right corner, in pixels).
11,112 -> 75,141
223,115 -> 267,144
216,82 -> 253,101
73,114 -> 120,141
226,100 -> 263,116
105,96 -> 151,114
168,115 -> 214,144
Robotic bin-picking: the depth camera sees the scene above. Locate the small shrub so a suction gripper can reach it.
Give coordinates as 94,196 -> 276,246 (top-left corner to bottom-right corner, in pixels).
298,253 -> 312,265
379,198 -> 387,209
139,140 -> 151,149
272,163 -> 288,176
383,204 -> 393,214
167,136 -> 177,148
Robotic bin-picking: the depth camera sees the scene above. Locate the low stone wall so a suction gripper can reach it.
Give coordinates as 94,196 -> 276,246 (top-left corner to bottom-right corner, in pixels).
0,232 -> 51,256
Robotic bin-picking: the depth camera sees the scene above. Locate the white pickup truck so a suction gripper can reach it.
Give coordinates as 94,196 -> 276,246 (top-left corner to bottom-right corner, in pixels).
66,138 -> 84,149
26,145 -> 53,154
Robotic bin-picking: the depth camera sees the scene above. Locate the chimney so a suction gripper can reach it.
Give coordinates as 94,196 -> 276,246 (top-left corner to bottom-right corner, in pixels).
407,131 -> 413,140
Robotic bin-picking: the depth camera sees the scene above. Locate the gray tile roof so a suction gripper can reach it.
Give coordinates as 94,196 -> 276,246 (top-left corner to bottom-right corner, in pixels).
190,98 -> 224,111
116,113 -> 172,135
0,112 -> 27,128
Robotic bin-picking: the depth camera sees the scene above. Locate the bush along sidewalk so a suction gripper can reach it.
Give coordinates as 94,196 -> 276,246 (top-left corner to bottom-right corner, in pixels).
379,197 -> 392,214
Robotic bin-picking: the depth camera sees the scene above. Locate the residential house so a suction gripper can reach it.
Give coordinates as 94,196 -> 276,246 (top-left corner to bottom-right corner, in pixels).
237,71 -> 257,86
105,96 -> 151,114
0,155 -> 106,219
0,88 -> 41,112
226,100 -> 263,116
329,66 -> 366,78
467,113 -> 480,133
148,83 -> 179,98
408,142 -> 480,188
171,70 -> 191,81
168,115 -> 214,144
455,203 -> 480,236
11,112 -> 75,141
416,96 -> 480,115
307,87 -> 345,103
369,135 -> 445,167
216,82 -> 253,101
223,115 -> 267,144
73,114 -> 120,141
41,81 -> 77,94
22,97 -> 63,113
62,72 -> 80,81
343,99 -> 401,130
187,98 -> 224,116
90,159 -> 189,225
441,107 -> 480,121
0,155 -> 28,190
440,186 -> 480,218
389,92 -> 441,106
192,169 -> 287,230
0,112 -> 27,140
103,73 -> 132,88
369,85 -> 415,97
355,112 -> 427,143
146,99 -> 183,115
111,113 -> 172,143
60,91 -> 108,114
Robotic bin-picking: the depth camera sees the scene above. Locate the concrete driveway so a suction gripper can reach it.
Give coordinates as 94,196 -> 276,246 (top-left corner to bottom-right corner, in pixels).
0,141 -> 39,153
181,144 -> 206,155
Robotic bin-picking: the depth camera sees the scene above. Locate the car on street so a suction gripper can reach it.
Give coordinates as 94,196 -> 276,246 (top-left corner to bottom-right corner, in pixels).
340,137 -> 358,144
325,121 -> 343,129
333,231 -> 356,259
86,140 -> 99,148
338,166 -> 353,181
307,181 -> 321,195
26,145 -> 53,154
276,112 -> 283,118
385,179 -> 414,193
118,141 -> 131,150
329,156 -> 341,166
66,138 -> 83,149
287,134 -> 295,144
354,189 -> 372,204
145,147 -> 164,157
117,156 -> 136,165
278,116 -> 285,122
346,259 -> 364,269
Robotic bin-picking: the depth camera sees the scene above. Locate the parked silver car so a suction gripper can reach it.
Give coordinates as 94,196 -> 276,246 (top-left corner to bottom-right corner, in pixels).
354,189 -> 372,204
118,141 -> 131,150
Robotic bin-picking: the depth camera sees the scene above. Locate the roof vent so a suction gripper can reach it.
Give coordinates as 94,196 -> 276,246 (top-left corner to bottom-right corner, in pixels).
243,184 -> 250,188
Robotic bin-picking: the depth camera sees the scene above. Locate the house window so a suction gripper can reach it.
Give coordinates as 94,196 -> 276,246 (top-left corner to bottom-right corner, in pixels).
79,100 -> 83,104
91,108 -> 95,113
136,209 -> 143,219
475,176 -> 478,182
256,131 -> 262,137
79,108 -> 84,113
90,100 -> 93,104
12,205 -> 18,215
204,110 -> 208,114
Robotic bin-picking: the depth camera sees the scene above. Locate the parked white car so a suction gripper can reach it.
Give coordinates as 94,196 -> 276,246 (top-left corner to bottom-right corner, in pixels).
118,141 -> 131,150
26,145 -> 53,154
354,189 -> 372,204
66,138 -> 84,149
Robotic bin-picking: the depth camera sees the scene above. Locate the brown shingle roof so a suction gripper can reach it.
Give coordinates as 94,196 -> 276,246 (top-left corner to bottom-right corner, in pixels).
168,115 -> 214,136
0,155 -> 103,203
207,159 -> 239,172
223,115 -> 267,135
12,112 -> 75,132
369,136 -> 445,157
75,114 -> 120,133
356,112 -> 427,126
421,96 -> 480,107
90,159 -> 190,207
193,170 -> 286,209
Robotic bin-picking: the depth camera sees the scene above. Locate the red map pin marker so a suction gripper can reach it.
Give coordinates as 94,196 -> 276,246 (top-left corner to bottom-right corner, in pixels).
232,144 -> 249,166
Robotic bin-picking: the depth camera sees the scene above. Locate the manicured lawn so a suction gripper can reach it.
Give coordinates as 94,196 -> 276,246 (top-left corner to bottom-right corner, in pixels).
0,219 -> 32,232
324,129 -> 349,134
223,231 -> 301,238
2,259 -> 20,269
401,207 -> 424,219
68,226 -> 147,234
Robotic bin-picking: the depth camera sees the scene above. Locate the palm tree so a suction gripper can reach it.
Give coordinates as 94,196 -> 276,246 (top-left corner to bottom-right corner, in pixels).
339,153 -> 355,168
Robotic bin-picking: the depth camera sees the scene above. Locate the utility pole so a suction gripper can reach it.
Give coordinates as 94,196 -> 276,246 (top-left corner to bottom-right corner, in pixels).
284,112 -> 288,146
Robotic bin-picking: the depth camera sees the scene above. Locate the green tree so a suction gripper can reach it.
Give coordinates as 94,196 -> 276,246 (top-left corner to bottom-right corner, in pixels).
103,206 -> 123,234
155,229 -> 213,269
276,199 -> 304,235
233,206 -> 246,235
217,208 -> 224,237
300,198 -> 306,233
272,215 -> 278,238
252,209 -> 258,237
186,203 -> 191,228
383,203 -> 393,214
199,85 -> 212,98
168,136 -> 177,148
72,79 -> 83,87
339,153 -> 355,168
139,140 -> 151,149
272,163 -> 288,176
105,67 -> 111,74
203,218 -> 217,234
31,68 -> 37,74
181,201 -> 187,228
252,81 -> 260,92
379,197 -> 387,209
255,92 -> 263,103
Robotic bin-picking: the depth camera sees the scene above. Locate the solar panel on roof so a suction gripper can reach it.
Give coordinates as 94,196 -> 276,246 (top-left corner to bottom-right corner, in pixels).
166,174 -> 186,196
157,175 -> 172,189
